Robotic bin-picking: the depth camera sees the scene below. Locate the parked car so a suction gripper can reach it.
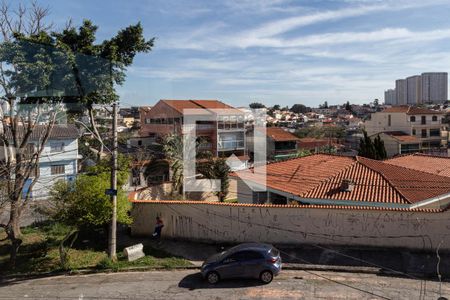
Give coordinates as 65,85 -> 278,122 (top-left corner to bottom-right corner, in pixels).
201,243 -> 282,284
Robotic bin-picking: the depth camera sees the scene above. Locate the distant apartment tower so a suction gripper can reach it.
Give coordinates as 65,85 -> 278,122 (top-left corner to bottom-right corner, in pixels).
395,79 -> 407,105
421,72 -> 448,103
406,75 -> 422,104
384,89 -> 396,105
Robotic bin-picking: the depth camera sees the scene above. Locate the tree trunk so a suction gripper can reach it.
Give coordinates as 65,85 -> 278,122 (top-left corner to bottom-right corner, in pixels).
7,201 -> 23,268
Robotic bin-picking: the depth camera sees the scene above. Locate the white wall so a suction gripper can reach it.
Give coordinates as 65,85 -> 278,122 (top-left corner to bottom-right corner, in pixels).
131,201 -> 450,251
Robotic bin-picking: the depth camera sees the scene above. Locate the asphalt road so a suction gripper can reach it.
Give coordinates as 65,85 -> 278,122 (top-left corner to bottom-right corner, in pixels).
1,270 -> 449,300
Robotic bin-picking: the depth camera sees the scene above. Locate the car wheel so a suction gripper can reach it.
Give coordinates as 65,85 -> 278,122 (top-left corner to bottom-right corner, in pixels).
207,271 -> 220,284
260,270 -> 273,284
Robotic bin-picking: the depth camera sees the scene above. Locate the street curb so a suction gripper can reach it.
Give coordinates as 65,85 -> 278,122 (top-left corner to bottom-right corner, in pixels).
0,262 -> 385,284
0,265 -> 198,283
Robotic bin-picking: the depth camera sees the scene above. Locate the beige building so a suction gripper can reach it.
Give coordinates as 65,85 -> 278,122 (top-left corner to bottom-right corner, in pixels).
364,106 -> 445,156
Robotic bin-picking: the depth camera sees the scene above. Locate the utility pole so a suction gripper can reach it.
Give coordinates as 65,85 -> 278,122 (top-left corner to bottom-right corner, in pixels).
108,102 -> 118,260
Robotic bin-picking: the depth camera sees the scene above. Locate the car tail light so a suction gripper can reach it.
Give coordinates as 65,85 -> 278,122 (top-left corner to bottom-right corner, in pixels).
267,257 -> 277,263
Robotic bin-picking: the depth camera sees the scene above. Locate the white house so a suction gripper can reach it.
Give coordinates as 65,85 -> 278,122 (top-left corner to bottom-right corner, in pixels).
1,124 -> 80,199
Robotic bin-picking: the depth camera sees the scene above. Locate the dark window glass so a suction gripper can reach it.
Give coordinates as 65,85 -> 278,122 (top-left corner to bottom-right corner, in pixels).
421,129 -> 427,138
410,116 -> 416,122
430,129 -> 440,137
228,251 -> 264,261
432,116 -> 438,122
421,116 -> 426,125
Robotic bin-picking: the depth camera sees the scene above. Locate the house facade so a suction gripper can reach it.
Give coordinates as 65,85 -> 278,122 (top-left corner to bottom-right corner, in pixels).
364,106 -> 446,156
139,99 -> 248,170
1,124 -> 80,199
247,127 -> 299,160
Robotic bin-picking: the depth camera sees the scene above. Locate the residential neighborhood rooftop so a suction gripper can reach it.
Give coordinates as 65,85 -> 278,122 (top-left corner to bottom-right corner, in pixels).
3,124 -> 80,141
382,106 -> 444,115
233,153 -> 450,206
386,153 -> 450,177
160,99 -> 238,114
265,127 -> 300,142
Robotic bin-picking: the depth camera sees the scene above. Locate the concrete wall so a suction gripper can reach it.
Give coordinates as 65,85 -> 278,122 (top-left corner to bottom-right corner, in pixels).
131,201 -> 450,251
135,178 -> 237,202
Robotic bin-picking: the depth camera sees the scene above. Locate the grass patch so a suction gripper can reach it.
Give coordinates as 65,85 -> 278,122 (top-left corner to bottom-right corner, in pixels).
0,222 -> 191,276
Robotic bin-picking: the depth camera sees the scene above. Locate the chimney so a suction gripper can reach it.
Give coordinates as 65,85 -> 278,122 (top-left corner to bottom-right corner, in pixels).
341,179 -> 355,192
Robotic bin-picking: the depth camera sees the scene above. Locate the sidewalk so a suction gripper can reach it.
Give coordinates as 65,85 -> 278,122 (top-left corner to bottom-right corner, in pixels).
121,233 -> 450,280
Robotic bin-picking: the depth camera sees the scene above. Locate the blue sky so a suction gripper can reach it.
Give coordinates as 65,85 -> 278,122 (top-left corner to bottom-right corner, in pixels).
37,0 -> 450,107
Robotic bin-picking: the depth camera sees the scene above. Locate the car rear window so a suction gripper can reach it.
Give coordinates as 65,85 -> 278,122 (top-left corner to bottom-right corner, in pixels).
269,248 -> 279,257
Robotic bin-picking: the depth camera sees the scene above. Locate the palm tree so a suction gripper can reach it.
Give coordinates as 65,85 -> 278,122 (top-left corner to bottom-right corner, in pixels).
162,134 -> 184,196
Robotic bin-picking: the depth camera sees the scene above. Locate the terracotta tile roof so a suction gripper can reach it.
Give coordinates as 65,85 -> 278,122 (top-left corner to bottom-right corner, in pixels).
381,131 -> 420,143
160,99 -> 241,114
3,124 -> 80,141
266,127 -> 300,142
304,160 -> 406,204
386,153 -> 450,177
234,154 -> 355,197
233,154 -> 450,205
382,106 -> 443,115
129,199 -> 444,213
298,138 -> 330,150
357,156 -> 450,203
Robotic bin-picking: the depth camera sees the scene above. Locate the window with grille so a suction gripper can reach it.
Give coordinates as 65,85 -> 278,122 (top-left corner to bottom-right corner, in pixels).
51,165 -> 65,175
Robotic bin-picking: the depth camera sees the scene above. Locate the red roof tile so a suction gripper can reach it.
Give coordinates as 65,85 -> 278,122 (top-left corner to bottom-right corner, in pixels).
386,153 -> 450,177
160,99 -> 241,114
382,106 -> 443,115
381,131 -> 420,143
266,127 -> 300,142
233,154 -> 450,205
357,156 -> 450,203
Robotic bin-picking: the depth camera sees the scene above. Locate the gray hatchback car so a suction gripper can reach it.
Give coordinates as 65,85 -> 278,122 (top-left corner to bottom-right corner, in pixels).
201,243 -> 282,284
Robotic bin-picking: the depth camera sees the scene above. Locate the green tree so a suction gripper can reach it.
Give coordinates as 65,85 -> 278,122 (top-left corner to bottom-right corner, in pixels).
320,101 -> 328,109
358,131 -> 386,160
198,157 -> 230,202
49,173 -> 131,269
345,101 -> 352,112
0,2 -> 153,266
290,104 -> 311,114
47,155 -> 131,268
373,135 -> 387,160
249,102 -> 265,109
53,20 -> 154,159
162,134 -> 184,196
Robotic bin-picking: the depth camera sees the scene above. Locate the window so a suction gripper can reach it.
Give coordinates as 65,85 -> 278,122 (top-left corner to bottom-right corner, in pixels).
50,142 -> 65,153
412,129 -> 416,135
432,116 -> 438,122
51,165 -> 65,175
228,251 -> 264,261
410,116 -> 416,122
421,129 -> 427,138
430,129 -> 440,137
421,116 -> 426,125
388,114 -> 391,126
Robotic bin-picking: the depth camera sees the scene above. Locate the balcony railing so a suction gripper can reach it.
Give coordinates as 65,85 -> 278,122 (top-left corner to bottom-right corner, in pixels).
218,140 -> 245,150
